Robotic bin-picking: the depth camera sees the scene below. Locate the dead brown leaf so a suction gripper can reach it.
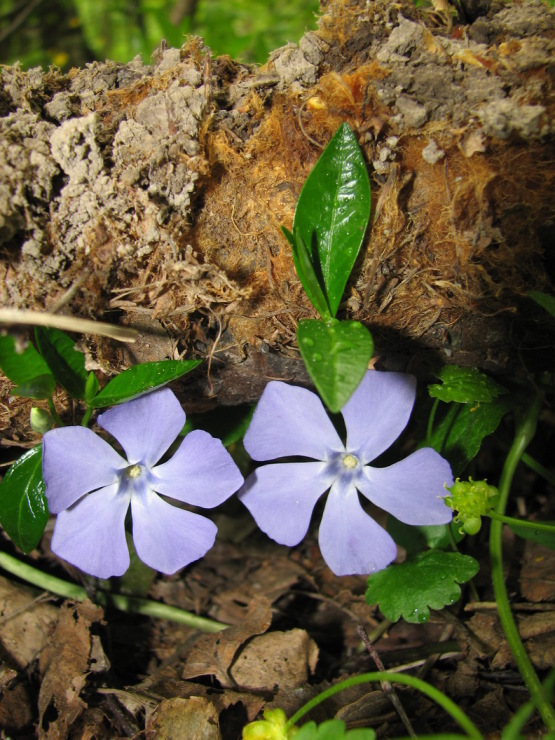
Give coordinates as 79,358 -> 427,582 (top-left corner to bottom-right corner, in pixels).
230,628 -> 318,691
146,696 -> 221,740
181,595 -> 272,687
520,541 -> 555,602
38,600 -> 106,739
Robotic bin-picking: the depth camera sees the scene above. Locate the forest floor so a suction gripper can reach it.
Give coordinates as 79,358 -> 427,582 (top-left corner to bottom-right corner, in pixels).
0,429 -> 553,739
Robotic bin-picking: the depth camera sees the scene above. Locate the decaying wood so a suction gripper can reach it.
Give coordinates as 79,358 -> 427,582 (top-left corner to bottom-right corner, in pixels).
0,0 -> 553,419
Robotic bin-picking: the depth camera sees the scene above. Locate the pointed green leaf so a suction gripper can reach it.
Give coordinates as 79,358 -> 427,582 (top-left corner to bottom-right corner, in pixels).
0,335 -> 56,398
297,319 -> 373,412
35,327 -> 88,399
282,226 -> 332,320
295,719 -> 376,740
365,550 -> 479,624
292,123 -> 371,317
528,289 -> 555,319
0,445 -> 49,554
91,359 -> 202,408
428,365 -> 506,404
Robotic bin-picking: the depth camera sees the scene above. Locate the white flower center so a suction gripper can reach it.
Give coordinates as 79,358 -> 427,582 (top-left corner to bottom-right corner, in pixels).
126,464 -> 143,479
342,453 -> 358,469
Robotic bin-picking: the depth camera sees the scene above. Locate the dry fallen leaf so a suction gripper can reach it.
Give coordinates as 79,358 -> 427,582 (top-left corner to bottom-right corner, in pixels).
146,696 -> 221,740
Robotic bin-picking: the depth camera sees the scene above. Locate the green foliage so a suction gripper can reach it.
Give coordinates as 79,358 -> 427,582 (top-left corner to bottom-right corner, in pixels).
288,123 -> 371,319
0,445 -> 48,554
386,517 -> 463,556
0,335 -> 56,399
428,365 -> 506,404
527,289 -> 555,318
294,720 -> 376,740
34,327 -> 89,400
297,319 -> 373,413
284,123 -> 373,412
91,359 -> 202,407
365,550 -> 479,624
508,521 -> 555,550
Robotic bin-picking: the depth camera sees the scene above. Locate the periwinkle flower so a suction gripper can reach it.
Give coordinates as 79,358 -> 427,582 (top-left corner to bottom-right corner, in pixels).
42,388 -> 243,579
239,371 -> 453,576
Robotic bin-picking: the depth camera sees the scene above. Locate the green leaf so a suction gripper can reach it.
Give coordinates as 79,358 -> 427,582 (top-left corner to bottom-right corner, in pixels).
430,397 -> 511,476
428,365 -> 506,404
292,123 -> 371,317
35,327 -> 88,399
365,550 -> 479,624
91,359 -> 202,408
282,226 -> 332,320
297,319 -> 373,413
527,289 -> 555,319
508,521 -> 555,550
84,371 -> 99,404
0,335 -> 56,398
295,719 -> 376,740
0,445 -> 49,554
387,517 -> 463,556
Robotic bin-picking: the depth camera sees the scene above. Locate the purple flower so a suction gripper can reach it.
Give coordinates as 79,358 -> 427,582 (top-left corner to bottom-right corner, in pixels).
239,371 -> 453,576
42,388 -> 243,579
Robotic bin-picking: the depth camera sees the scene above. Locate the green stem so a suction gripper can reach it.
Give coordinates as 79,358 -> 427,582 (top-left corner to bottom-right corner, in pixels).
81,404 -> 93,427
489,394 -> 555,731
521,451 -> 555,488
47,397 -> 64,427
0,551 -> 228,633
488,511 -> 555,534
426,397 -> 440,447
284,671 -> 482,739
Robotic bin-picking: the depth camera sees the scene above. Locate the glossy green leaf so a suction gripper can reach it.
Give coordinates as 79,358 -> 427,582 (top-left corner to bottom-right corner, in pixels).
387,517 -> 463,556
430,397 -> 511,476
297,319 -> 373,413
528,289 -> 555,318
84,371 -> 100,404
365,550 -> 479,624
0,335 -> 56,398
91,359 -> 202,408
35,327 -> 88,399
282,226 -> 332,320
428,365 -> 506,404
0,445 -> 49,554
292,123 -> 371,317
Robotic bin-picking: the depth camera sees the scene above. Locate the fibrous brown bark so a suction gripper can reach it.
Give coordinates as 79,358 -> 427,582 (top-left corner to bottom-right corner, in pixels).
0,0 -> 553,416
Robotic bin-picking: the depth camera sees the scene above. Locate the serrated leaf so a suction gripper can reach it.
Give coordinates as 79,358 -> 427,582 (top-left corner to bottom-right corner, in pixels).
508,521 -> 555,550
365,550 -> 479,624
430,397 -> 511,476
297,319 -> 373,413
428,365 -> 506,404
35,327 -> 88,399
91,359 -> 202,408
528,289 -> 555,319
0,335 -> 56,398
282,226 -> 332,320
295,719 -> 376,740
0,445 -> 49,553
292,123 -> 371,317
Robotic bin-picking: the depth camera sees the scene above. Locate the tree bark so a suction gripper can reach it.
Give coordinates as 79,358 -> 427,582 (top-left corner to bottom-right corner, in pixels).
0,0 -> 553,414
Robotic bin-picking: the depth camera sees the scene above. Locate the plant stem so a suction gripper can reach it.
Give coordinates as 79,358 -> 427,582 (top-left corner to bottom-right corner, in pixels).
81,404 -> 93,427
284,671 -> 482,739
489,394 -> 555,731
488,511 -> 555,534
426,397 -> 440,447
0,551 -> 229,633
47,397 -> 64,427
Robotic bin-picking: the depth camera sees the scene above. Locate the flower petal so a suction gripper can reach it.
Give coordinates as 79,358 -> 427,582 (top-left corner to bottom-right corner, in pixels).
318,481 -> 397,576
131,490 -> 217,573
358,448 -> 453,525
98,388 -> 185,467
152,430 -> 243,507
244,381 -> 343,462
342,371 -> 417,463
43,426 -> 127,513
50,484 -> 131,578
239,462 -> 333,546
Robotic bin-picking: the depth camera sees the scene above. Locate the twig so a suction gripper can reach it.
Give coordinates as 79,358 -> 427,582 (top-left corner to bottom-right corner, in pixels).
0,309 -> 138,343
357,624 -> 417,737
